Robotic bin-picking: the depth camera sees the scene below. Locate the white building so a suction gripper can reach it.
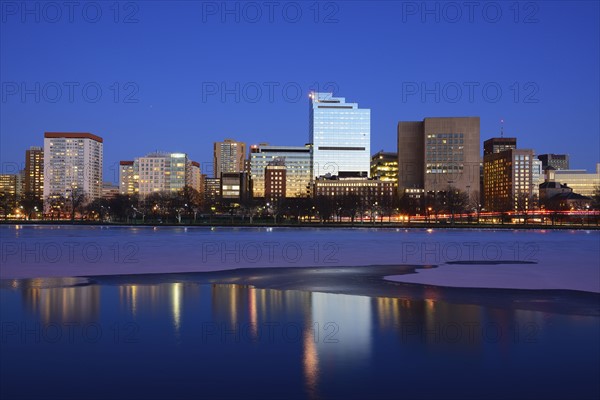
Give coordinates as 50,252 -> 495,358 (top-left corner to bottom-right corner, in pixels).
43,132 -> 103,207
309,92 -> 370,179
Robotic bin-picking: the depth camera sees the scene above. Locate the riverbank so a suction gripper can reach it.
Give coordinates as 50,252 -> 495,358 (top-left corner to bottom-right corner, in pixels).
1,220 -> 599,230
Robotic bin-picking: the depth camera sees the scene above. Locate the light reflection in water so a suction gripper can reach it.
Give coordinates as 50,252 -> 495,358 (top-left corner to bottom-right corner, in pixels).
21,278 -> 100,323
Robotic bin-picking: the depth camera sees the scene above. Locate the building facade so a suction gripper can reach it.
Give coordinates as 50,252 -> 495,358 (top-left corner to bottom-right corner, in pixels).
249,144 -> 311,198
309,92 -> 370,178
214,139 -> 246,178
119,161 -> 138,195
264,159 -> 286,204
397,117 -> 480,197
312,177 -> 395,204
483,137 -> 517,156
43,132 -> 103,207
0,174 -> 17,196
24,146 -> 44,200
553,163 -> 600,197
370,151 -> 398,185
204,177 -> 221,205
483,148 -> 535,211
187,161 -> 203,194
538,154 -> 570,170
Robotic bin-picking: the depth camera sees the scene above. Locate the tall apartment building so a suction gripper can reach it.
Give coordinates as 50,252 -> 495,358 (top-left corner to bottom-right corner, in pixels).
483,148 -> 535,211
309,92 -> 370,178
397,117 -> 480,196
214,139 -> 246,178
43,132 -> 103,206
249,144 -> 311,198
538,154 -> 570,170
24,146 -> 44,200
370,151 -> 398,184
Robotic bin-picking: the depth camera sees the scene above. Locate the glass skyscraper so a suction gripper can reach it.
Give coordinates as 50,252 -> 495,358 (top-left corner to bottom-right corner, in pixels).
309,92 -> 370,179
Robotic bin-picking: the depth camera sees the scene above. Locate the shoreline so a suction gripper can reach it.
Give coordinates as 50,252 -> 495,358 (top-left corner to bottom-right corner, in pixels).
3,265 -> 599,316
1,221 -> 599,231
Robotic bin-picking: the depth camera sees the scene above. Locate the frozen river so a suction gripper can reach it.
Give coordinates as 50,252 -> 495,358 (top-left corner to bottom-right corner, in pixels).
1,225 -> 598,292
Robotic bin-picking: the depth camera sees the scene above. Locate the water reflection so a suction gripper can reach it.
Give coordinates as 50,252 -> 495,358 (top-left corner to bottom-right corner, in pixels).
8,280 -> 599,399
20,278 -> 100,323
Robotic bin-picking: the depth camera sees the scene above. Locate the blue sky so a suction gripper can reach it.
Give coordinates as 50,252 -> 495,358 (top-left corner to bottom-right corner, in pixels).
1,1 -> 598,182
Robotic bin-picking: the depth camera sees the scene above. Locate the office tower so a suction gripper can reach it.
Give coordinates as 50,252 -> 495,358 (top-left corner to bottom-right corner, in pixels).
249,144 -> 311,198
483,137 -> 517,156
537,154 -> 570,170
553,163 -> 600,197
309,92 -> 370,178
214,139 -> 246,178
119,161 -> 138,195
24,146 -> 44,200
483,148 -> 535,211
397,117 -> 480,196
370,151 -> 398,184
264,158 -> 286,203
136,152 -> 188,196
43,132 -> 103,206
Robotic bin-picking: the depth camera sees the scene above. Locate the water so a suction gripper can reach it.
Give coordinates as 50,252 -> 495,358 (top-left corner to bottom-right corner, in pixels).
1,226 -> 599,399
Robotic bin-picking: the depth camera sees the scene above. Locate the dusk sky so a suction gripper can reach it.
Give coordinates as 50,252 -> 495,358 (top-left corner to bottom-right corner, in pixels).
1,1 -> 598,182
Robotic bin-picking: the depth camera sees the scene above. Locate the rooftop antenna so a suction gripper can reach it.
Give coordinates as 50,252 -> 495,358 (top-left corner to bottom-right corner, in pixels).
500,119 -> 504,138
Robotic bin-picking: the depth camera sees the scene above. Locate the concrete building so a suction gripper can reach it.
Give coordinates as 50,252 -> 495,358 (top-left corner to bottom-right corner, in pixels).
370,151 -> 398,185
483,148 -> 535,211
249,144 -> 311,198
214,139 -> 246,179
43,132 -> 103,207
538,154 -> 570,170
397,117 -> 480,197
119,161 -> 138,195
24,146 -> 44,200
309,92 -> 370,178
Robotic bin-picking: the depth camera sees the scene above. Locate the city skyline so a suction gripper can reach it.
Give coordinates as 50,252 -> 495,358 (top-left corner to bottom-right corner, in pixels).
1,2 -> 599,180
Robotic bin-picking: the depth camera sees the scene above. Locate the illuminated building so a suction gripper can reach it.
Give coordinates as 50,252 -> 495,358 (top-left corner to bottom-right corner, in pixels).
43,132 -> 103,206
397,117 -> 480,197
309,92 -> 370,178
553,163 -> 600,197
24,146 -> 44,200
484,148 -> 535,211
370,151 -> 398,185
119,161 -> 138,195
214,139 -> 246,178
249,144 -> 311,198
537,153 -> 570,170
